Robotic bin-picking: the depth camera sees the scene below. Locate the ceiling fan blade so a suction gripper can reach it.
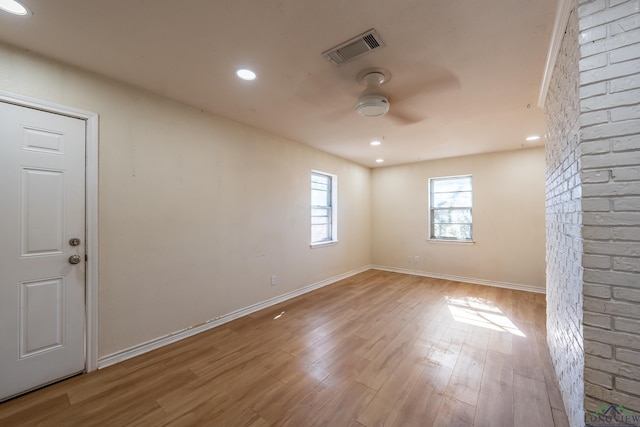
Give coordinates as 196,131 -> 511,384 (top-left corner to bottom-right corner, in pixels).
389,73 -> 460,104
322,105 -> 354,122
295,74 -> 335,106
386,107 -> 426,125
295,66 -> 361,106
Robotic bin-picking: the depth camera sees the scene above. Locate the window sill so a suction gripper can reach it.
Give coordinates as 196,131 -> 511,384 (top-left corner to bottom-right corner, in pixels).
310,240 -> 338,249
427,239 -> 476,245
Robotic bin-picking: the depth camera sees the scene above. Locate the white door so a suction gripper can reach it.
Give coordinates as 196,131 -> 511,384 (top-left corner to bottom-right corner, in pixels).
0,101 -> 86,401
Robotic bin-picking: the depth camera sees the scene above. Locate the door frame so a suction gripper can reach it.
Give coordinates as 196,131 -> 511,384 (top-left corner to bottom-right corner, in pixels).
0,90 -> 99,372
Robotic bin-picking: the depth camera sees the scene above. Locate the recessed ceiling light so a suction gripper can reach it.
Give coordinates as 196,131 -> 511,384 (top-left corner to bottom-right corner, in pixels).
526,135 -> 541,141
375,159 -> 384,163
370,140 -> 381,146
0,0 -> 29,15
236,68 -> 257,81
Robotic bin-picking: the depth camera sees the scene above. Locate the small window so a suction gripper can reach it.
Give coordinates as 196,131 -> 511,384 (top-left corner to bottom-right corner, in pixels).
429,175 -> 473,241
311,171 -> 337,245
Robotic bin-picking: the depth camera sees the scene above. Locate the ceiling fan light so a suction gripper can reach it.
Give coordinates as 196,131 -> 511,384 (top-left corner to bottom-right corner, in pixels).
356,93 -> 389,117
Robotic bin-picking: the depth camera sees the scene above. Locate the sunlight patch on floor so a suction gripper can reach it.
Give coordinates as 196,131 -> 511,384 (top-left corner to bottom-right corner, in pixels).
445,296 -> 525,337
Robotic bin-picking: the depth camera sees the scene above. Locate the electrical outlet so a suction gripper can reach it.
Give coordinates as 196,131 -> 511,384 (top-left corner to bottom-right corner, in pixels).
414,256 -> 420,262
271,275 -> 277,286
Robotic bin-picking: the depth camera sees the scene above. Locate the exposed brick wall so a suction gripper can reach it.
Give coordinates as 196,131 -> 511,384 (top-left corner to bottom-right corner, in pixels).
545,2 -> 585,426
578,0 -> 640,414
546,0 -> 640,423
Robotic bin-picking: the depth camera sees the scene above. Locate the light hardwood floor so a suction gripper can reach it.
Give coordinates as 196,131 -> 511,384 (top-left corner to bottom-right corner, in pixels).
0,270 -> 569,426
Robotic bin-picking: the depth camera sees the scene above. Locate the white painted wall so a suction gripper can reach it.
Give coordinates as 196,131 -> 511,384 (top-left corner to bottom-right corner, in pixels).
0,43 -> 371,357
0,40 -> 549,363
371,147 -> 546,290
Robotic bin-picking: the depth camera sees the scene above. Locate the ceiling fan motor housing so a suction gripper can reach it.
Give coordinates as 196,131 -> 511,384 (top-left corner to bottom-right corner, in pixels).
356,93 -> 390,117
355,69 -> 392,117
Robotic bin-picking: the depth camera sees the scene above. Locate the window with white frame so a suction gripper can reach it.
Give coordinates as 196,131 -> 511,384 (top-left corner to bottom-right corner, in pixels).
311,171 -> 337,245
429,175 -> 473,241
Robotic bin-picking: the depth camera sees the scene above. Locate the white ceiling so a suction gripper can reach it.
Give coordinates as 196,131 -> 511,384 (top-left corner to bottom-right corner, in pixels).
0,0 -> 557,167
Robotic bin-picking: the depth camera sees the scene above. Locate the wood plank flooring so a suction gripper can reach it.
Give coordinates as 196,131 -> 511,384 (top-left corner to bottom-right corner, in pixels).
0,270 -> 569,426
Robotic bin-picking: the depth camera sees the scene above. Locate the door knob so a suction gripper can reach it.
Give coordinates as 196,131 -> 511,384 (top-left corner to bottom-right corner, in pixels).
69,255 -> 82,265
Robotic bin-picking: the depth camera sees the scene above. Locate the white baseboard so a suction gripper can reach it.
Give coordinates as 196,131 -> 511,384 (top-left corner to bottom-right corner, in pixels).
97,265 -> 372,369
99,264 -> 543,368
371,265 -> 546,294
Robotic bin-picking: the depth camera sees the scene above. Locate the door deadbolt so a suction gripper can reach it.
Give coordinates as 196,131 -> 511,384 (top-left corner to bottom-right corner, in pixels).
68,254 -> 82,265
69,238 -> 81,246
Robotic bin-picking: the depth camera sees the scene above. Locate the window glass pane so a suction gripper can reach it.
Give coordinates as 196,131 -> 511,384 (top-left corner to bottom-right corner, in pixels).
311,180 -> 328,189
312,207 -> 330,227
311,173 -> 330,185
311,183 -> 329,194
432,191 -> 472,208
311,173 -> 331,208
312,217 -> 330,226
433,224 -> 472,240
311,190 -> 329,206
311,175 -> 330,191
311,177 -> 329,187
311,207 -> 330,218
311,224 -> 330,242
431,176 -> 472,193
432,208 -> 472,224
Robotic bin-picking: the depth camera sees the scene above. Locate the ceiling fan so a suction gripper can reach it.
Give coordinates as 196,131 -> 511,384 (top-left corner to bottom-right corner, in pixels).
354,67 -> 425,125
296,64 -> 458,125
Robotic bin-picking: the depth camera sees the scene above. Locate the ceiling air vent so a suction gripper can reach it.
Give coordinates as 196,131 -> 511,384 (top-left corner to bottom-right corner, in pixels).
322,29 -> 384,65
